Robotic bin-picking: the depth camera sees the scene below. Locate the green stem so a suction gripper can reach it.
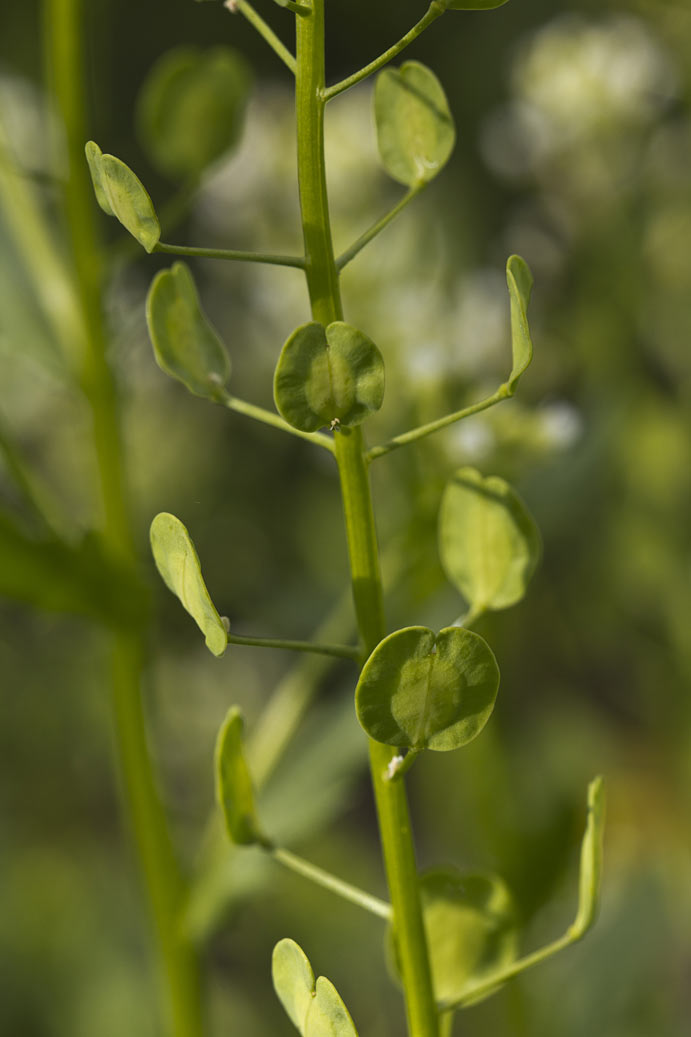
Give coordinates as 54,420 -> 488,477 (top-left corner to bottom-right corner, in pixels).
155,241 -> 305,268
324,1 -> 447,101
230,0 -> 297,74
295,5 -> 439,1035
367,385 -> 509,462
271,847 -> 392,920
43,3 -> 203,1035
227,631 -> 360,660
222,394 -> 336,452
336,185 -> 424,271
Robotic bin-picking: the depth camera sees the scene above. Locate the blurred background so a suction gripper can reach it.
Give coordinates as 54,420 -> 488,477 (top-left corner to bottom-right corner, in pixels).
1,0 -> 690,1034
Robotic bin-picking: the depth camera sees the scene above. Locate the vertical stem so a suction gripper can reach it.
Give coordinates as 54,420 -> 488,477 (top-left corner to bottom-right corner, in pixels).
295,4 -> 439,1035
43,3 -> 203,1035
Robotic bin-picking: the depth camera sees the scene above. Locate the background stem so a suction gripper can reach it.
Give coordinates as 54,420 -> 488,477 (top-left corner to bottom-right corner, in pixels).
43,2 -> 203,1034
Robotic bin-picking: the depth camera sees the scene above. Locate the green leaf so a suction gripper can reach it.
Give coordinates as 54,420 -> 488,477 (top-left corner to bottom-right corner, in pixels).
85,140 -> 114,215
572,775 -> 605,938
391,870 -> 517,1006
0,510 -> 147,628
506,254 -> 534,393
84,141 -> 160,252
355,626 -> 499,751
146,262 -> 230,400
374,61 -> 455,187
215,706 -> 266,846
149,511 -> 227,656
272,938 -> 316,1034
274,321 -> 384,433
439,467 -> 541,613
272,940 -> 359,1037
136,46 -> 251,180
444,0 -> 510,9
305,977 -> 359,1037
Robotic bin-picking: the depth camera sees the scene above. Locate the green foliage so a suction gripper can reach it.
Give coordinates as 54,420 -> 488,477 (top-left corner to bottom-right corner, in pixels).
0,511 -> 146,628
355,625 -> 499,751
274,321 -> 385,432
505,254 -> 534,393
215,706 -> 267,846
393,870 -> 518,1006
572,776 -> 606,938
136,46 -> 251,180
438,467 -> 541,613
272,939 -> 359,1036
149,511 -> 227,656
85,141 -> 160,251
146,262 -> 231,400
374,61 -> 455,187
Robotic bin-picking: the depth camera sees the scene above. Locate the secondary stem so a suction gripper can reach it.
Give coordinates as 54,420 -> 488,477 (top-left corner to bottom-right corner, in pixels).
295,4 -> 439,1035
43,3 -> 203,1035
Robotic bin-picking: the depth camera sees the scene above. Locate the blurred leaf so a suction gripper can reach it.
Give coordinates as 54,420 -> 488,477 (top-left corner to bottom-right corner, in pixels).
572,776 -> 605,938
146,262 -> 230,400
272,939 -> 359,1037
374,61 -> 455,187
215,706 -> 267,846
355,626 -> 499,751
274,321 -> 384,432
391,870 -> 517,1006
305,977 -> 359,1037
505,254 -> 533,393
84,141 -> 160,252
149,511 -> 227,656
439,467 -> 541,613
136,46 -> 251,180
0,510 -> 147,627
273,938 -> 315,1033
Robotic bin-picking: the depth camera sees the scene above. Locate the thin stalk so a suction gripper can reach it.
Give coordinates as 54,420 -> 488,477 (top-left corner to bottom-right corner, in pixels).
295,4 -> 439,1034
222,394 -> 336,452
367,385 -> 509,462
337,185 -> 424,271
227,0 -> 296,75
271,847 -> 392,921
324,1 -> 447,102
155,241 -> 305,268
43,3 -> 203,1035
227,631 -> 360,660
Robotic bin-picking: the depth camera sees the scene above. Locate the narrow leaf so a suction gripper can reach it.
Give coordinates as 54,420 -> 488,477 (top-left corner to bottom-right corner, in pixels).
374,61 -> 455,187
215,706 -> 266,845
84,141 -> 160,252
136,46 -> 251,179
572,776 -> 605,938
274,321 -> 384,432
146,262 -> 230,399
272,938 -> 316,1034
439,467 -> 541,613
355,626 -> 499,751
391,869 -> 518,1006
506,254 -> 533,393
305,977 -> 359,1037
85,140 -> 114,215
149,511 -> 227,656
